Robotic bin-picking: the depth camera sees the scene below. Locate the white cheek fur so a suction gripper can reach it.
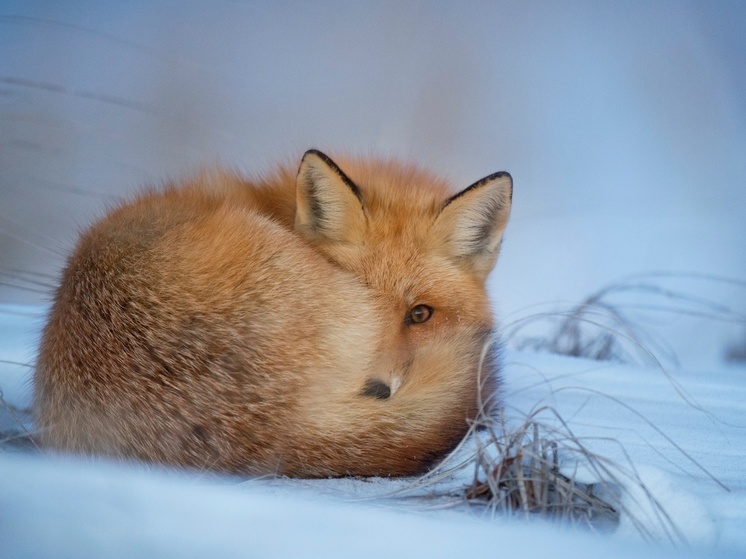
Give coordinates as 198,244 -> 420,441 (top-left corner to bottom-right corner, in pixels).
390,376 -> 402,397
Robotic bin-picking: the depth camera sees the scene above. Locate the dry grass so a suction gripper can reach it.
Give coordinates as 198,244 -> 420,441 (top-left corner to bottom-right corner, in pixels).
0,389 -> 37,452
504,272 -> 746,367
392,401 -> 684,542
463,410 -> 620,531
384,391 -> 711,546
458,274 -> 744,536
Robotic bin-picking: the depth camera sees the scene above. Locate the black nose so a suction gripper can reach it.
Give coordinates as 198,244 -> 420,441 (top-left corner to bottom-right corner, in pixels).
360,378 -> 391,400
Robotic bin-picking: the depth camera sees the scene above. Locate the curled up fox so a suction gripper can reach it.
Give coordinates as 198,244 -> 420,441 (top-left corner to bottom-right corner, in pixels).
34,150 -> 513,477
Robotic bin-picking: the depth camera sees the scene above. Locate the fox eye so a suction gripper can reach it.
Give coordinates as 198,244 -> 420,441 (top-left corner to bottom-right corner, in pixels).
406,304 -> 433,325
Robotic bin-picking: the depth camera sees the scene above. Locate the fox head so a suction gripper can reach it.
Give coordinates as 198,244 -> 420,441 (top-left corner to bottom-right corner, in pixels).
292,149 -> 513,474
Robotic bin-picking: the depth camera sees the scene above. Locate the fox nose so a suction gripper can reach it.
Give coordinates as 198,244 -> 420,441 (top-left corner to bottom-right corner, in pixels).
361,378 -> 391,399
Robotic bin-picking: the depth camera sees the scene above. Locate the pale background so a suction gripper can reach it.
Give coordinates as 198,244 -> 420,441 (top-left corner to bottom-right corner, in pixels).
1,1 -> 744,365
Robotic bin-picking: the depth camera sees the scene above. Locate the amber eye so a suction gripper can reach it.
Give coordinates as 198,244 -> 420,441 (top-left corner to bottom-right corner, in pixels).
407,304 -> 433,325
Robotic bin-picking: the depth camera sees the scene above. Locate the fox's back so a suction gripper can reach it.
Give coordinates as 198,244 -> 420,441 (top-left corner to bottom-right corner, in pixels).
35,177 -> 382,473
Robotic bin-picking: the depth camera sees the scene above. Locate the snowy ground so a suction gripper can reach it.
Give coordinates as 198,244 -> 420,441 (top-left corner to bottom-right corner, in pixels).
1,2 -> 745,558
1,304 -> 745,558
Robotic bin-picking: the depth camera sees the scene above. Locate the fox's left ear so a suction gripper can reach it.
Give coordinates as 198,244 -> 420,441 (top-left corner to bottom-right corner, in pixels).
432,172 -> 512,281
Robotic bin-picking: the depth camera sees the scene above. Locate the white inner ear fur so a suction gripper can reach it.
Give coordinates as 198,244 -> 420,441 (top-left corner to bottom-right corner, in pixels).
433,173 -> 512,277
295,152 -> 364,244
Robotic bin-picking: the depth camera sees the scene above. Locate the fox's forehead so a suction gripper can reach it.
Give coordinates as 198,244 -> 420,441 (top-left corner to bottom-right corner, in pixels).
337,158 -> 460,247
337,157 -> 456,216
359,242 -> 457,303
329,158 -> 459,275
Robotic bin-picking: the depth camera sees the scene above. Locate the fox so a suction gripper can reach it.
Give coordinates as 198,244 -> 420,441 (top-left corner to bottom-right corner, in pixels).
33,149 -> 512,477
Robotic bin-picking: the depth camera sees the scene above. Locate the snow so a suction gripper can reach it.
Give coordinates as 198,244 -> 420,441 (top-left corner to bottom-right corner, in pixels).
0,454 -> 701,559
2,306 -> 745,558
1,2 -> 745,558
499,351 -> 746,550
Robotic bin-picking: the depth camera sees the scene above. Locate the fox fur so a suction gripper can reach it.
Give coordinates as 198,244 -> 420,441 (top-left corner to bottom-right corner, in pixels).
33,150 -> 513,477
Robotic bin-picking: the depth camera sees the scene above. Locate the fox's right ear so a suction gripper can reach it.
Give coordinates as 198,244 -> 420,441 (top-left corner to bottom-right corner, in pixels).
432,171 -> 513,282
295,150 -> 366,245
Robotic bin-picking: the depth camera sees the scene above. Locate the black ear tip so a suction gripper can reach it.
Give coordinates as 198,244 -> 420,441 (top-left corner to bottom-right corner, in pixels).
498,171 -> 514,200
489,170 -> 512,182
443,169 -> 513,208
489,171 -> 513,201
302,149 -> 330,163
297,150 -> 363,202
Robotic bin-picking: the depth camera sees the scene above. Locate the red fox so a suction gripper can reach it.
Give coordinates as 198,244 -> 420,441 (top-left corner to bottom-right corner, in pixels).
33,150 -> 512,477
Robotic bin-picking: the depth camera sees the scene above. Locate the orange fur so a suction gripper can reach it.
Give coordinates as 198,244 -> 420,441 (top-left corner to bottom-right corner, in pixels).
34,150 -> 512,477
